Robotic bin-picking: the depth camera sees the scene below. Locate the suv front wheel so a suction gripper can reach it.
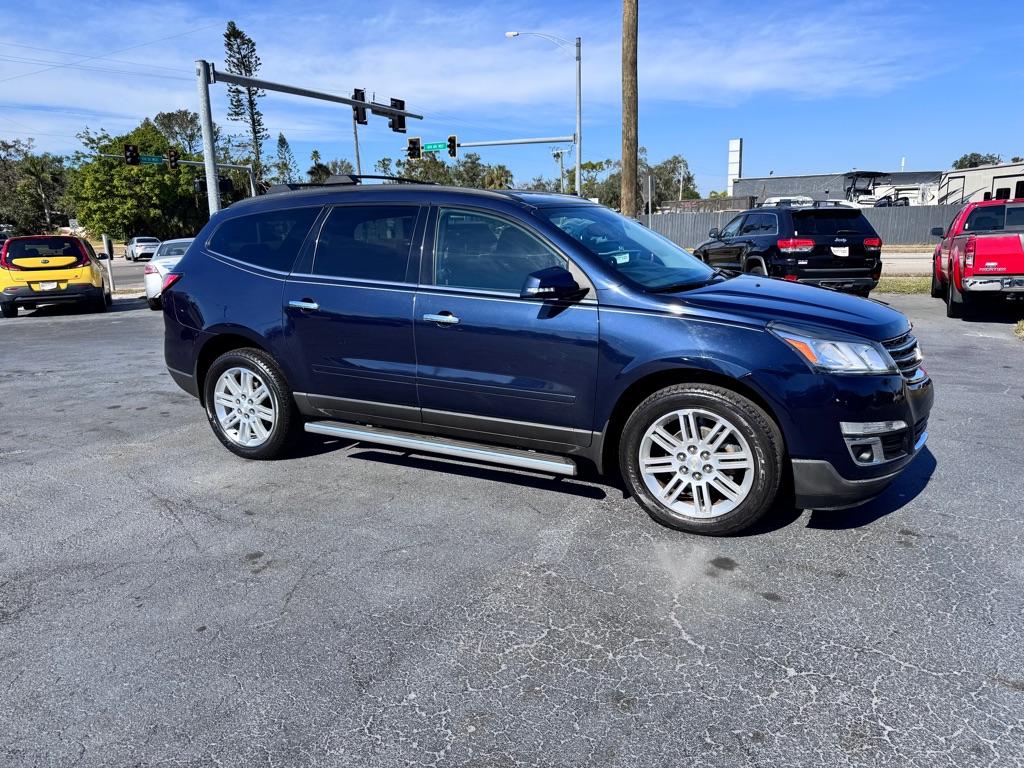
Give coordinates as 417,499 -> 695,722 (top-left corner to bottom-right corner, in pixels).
203,348 -> 302,459
619,384 -> 784,535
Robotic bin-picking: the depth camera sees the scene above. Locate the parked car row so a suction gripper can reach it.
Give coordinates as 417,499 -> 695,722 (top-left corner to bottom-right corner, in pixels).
161,182 -> 932,537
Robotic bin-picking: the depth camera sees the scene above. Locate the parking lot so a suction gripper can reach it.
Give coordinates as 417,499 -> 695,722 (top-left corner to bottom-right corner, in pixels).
1,293 -> 1021,766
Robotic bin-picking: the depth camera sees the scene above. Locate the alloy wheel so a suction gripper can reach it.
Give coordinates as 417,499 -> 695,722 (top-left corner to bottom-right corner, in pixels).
638,408 -> 755,519
212,366 -> 276,447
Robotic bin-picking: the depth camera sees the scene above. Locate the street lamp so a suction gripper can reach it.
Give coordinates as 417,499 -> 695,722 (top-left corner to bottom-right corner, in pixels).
505,30 -> 582,197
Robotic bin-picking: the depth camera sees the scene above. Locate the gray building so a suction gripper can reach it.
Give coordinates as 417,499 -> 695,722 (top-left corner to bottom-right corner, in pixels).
733,170 -> 942,205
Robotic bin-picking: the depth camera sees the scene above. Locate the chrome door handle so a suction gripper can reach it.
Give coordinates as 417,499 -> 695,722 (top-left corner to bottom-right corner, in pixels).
423,312 -> 459,325
288,299 -> 319,311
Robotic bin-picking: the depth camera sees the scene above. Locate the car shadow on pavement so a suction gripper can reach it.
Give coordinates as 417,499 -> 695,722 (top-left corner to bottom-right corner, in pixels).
959,303 -> 1024,325
805,448 -> 937,530
345,447 -> 608,501
21,297 -> 148,317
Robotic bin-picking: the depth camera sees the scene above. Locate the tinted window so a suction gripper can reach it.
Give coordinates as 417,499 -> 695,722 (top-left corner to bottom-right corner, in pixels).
792,210 -> 874,237
995,187 -> 1011,201
4,237 -> 82,258
739,213 -> 777,236
538,206 -> 714,292
1004,206 -> 1024,229
964,205 -> 1005,232
1015,181 -> 1024,199
313,206 -> 417,281
719,216 -> 743,238
208,207 -> 319,272
435,209 -> 565,292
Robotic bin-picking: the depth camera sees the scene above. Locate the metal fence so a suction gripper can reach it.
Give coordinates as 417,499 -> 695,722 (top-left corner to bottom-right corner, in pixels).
642,205 -> 960,247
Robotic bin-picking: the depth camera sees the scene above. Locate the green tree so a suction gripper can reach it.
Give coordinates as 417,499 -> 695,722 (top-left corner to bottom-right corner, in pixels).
373,157 -> 394,176
154,109 -> 203,154
1012,156 -> 1024,164
451,152 -> 487,188
307,149 -> 330,183
952,152 -> 1001,169
396,153 -> 453,184
483,164 -> 513,189
707,189 -> 728,198
224,21 -> 268,180
273,133 -> 298,183
0,139 -> 69,233
66,121 -> 204,240
327,158 -> 355,176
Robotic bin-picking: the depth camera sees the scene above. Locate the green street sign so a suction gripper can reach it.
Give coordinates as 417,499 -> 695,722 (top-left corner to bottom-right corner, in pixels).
422,142 -> 446,152
139,155 -> 165,165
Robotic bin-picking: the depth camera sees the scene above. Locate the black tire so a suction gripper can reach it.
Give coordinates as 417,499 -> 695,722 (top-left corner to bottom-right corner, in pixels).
930,263 -> 943,298
147,297 -> 162,311
203,347 -> 302,460
91,292 -> 109,313
1,303 -> 17,319
946,277 -> 965,318
619,383 -> 784,536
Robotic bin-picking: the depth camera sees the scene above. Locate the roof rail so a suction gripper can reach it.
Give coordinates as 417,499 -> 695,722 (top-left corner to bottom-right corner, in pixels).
266,174 -> 436,194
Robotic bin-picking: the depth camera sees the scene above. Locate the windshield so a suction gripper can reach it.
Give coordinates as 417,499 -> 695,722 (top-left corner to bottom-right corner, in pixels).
537,206 -> 715,290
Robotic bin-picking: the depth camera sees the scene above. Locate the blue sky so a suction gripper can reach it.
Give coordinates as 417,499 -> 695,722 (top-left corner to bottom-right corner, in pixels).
1,0 -> 1022,194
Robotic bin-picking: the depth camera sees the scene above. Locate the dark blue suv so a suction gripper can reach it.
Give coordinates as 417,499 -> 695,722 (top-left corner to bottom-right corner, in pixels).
163,182 -> 933,535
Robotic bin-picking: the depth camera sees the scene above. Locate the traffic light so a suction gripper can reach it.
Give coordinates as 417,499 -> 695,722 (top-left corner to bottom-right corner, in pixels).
167,149 -> 180,170
123,144 -> 139,165
407,138 -> 422,161
447,135 -> 458,159
352,89 -> 368,125
388,98 -> 406,133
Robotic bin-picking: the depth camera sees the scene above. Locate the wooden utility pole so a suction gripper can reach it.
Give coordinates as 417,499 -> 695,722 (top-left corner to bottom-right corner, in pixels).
621,0 -> 638,217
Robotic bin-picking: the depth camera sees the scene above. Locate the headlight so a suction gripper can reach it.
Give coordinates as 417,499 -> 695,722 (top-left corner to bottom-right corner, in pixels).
772,328 -> 897,374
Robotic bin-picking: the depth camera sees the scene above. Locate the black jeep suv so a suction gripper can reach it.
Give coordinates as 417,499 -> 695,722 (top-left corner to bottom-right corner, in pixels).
693,202 -> 883,296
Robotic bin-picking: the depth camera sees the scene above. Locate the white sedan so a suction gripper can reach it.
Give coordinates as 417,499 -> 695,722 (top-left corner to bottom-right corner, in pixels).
144,238 -> 194,310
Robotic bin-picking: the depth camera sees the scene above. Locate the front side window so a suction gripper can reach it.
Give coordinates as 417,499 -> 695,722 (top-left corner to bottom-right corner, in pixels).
313,206 -> 417,281
435,209 -> 565,292
208,207 -> 320,272
537,205 -> 715,292
719,216 -> 744,238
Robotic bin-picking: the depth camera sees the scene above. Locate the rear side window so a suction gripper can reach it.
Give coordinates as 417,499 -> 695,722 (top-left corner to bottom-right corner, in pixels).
208,207 -> 320,272
739,212 -> 777,236
312,205 -> 418,281
792,210 -> 874,237
964,205 -> 1005,232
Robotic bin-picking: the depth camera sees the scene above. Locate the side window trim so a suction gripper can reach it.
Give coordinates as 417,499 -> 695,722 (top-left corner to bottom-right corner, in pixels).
427,205 -> 592,297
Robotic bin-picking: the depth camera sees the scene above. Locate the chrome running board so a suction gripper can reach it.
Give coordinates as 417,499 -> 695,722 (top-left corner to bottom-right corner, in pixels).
304,421 -> 577,476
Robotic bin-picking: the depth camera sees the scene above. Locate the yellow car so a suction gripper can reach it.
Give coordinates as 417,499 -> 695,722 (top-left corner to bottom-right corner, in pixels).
0,235 -> 112,318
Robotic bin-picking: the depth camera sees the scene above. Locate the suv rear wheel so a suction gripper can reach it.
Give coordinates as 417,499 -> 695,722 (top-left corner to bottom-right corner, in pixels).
619,384 -> 783,535
203,348 -> 302,459
1,303 -> 17,318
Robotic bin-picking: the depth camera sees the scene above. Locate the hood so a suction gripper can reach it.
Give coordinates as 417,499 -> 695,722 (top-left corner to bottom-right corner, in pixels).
664,275 -> 910,342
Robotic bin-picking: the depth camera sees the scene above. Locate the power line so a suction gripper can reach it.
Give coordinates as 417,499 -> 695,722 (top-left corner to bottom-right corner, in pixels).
0,41 -> 187,73
0,22 -> 221,84
0,54 -> 191,81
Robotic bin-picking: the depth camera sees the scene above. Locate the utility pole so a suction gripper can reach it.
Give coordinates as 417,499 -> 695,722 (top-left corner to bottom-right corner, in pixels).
553,149 -> 566,193
621,0 -> 638,217
353,113 -> 362,174
575,36 -> 582,196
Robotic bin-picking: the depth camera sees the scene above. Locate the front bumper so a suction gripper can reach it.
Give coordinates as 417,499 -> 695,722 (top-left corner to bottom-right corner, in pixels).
962,275 -> 1024,293
793,427 -> 927,509
1,283 -> 103,306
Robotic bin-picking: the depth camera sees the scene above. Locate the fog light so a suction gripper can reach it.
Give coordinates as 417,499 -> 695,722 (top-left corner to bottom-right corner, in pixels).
840,420 -> 907,436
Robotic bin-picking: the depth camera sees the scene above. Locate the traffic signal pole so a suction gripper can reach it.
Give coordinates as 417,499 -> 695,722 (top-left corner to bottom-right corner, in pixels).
194,60 -> 421,216
195,60 -> 220,216
457,136 -> 575,148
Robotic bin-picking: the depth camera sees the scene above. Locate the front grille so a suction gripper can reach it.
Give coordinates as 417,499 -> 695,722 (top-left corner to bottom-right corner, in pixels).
883,331 -> 923,379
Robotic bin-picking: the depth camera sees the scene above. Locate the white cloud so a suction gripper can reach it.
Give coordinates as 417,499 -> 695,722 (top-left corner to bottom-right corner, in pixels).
0,0 -> 934,157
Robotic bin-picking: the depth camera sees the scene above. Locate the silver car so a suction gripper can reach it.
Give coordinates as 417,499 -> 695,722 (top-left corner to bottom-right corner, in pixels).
144,238 -> 193,309
126,236 -> 161,262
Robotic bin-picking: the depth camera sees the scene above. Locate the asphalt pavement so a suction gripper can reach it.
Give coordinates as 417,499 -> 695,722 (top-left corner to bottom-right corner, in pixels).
0,294 -> 1021,767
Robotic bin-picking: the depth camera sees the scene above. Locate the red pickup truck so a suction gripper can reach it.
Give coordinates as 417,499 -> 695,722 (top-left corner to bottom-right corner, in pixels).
931,199 -> 1024,317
